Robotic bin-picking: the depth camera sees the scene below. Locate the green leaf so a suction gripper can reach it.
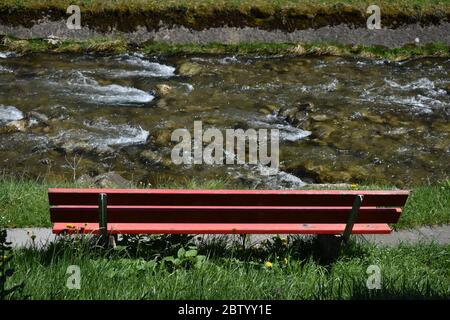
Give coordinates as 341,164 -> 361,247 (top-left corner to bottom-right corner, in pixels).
177,248 -> 186,258
162,256 -> 175,263
185,249 -> 198,257
196,255 -> 206,261
147,260 -> 158,270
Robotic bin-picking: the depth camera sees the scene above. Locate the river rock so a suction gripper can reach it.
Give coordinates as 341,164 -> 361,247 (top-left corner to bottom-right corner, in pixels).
28,111 -> 49,124
42,126 -> 52,133
0,120 -> 27,133
306,183 -> 352,189
92,172 -> 132,188
150,129 -> 173,148
437,83 -> 450,94
156,98 -> 168,109
58,141 -> 114,156
76,174 -> 95,185
283,159 -> 357,184
310,123 -> 335,140
278,102 -> 315,127
258,104 -> 279,115
178,62 -> 203,76
140,149 -> 163,164
154,84 -> 173,97
310,114 -> 329,122
361,111 -> 385,124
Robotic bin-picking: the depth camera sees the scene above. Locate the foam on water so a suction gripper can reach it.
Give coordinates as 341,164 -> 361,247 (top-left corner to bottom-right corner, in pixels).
360,78 -> 449,114
89,84 -> 154,104
182,83 -> 194,92
252,119 -> 312,142
89,122 -> 149,146
67,71 -> 154,104
218,56 -> 239,64
224,149 -> 306,189
0,105 -> 24,123
256,164 -> 306,188
118,53 -> 176,77
0,65 -> 13,73
55,119 -> 149,148
300,79 -> 338,93
385,77 -> 438,91
385,95 -> 443,114
385,77 -> 448,98
0,52 -> 19,59
273,123 -> 312,142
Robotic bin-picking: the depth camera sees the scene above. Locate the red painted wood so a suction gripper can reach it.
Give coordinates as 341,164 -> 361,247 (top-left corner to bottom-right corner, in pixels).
52,222 -> 392,235
48,188 -> 410,207
50,206 -> 401,224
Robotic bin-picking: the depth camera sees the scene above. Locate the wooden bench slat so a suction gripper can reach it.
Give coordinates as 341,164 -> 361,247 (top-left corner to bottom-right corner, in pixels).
52,222 -> 392,235
50,206 -> 401,224
48,188 -> 410,207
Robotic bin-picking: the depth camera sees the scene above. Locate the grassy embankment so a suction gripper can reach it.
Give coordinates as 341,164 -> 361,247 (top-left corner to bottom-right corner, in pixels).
1,0 -> 450,60
1,0 -> 448,16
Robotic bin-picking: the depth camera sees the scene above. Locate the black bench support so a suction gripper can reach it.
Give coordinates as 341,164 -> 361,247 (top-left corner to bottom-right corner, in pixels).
98,193 -> 108,246
342,194 -> 364,243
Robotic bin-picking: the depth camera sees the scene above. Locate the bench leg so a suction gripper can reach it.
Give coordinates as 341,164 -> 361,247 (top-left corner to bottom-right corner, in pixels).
98,193 -> 108,247
316,234 -> 342,264
108,234 -> 117,248
341,195 -> 364,244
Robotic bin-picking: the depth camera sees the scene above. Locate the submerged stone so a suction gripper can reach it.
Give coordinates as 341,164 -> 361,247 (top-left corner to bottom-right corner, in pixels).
154,84 -> 174,97
178,62 -> 203,76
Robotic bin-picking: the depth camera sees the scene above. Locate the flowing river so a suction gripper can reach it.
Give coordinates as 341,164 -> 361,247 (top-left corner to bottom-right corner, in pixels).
0,52 -> 449,187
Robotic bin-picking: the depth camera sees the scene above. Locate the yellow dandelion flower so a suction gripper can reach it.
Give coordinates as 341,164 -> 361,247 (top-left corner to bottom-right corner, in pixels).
283,258 -> 288,265
265,261 -> 273,268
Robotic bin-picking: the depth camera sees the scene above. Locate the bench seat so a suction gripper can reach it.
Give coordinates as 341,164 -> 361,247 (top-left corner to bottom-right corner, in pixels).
53,222 -> 392,234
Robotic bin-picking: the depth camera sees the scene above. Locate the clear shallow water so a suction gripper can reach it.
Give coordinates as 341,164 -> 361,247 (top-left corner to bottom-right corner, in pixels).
0,52 -> 449,187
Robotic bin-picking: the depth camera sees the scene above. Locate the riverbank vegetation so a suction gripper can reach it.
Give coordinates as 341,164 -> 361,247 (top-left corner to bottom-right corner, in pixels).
1,36 -> 449,61
1,0 -> 449,32
1,0 -> 449,19
2,0 -> 449,12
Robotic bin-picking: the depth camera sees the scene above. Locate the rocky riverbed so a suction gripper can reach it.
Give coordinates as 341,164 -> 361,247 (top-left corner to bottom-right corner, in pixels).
0,52 -> 449,187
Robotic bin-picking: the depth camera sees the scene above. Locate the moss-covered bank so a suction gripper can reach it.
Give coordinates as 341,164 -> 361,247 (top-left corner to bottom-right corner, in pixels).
1,36 -> 449,61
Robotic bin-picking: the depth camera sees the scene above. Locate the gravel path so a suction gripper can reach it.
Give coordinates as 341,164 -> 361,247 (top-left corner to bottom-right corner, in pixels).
1,21 -> 450,47
6,225 -> 450,249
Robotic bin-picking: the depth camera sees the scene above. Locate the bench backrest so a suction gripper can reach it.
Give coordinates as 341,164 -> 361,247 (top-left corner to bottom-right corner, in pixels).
49,188 -> 409,224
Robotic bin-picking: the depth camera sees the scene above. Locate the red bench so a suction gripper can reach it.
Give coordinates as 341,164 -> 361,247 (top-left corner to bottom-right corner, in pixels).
48,188 -> 409,243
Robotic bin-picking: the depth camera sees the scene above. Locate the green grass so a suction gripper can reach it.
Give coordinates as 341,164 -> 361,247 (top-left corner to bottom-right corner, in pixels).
0,177 -> 449,229
2,177 -> 448,299
1,35 -> 449,61
1,0 -> 449,14
6,236 -> 450,299
142,41 -> 450,61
